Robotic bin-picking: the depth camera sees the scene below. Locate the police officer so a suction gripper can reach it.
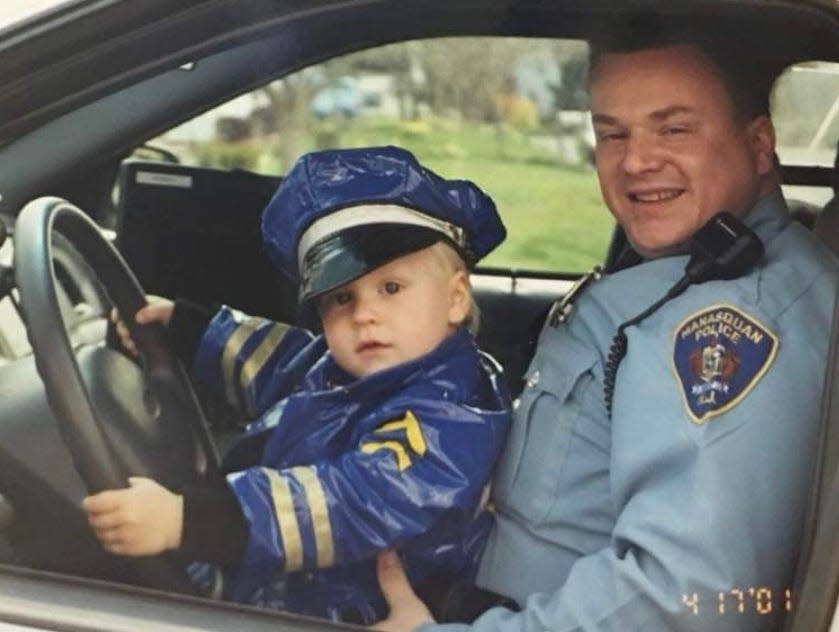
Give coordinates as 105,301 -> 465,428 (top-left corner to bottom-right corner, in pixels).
373,33 -> 839,632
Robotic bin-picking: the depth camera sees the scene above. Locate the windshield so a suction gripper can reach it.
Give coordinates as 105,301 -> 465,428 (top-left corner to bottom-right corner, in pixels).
0,0 -> 74,31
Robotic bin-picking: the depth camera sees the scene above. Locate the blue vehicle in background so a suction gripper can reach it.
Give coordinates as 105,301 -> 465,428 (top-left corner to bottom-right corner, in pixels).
311,77 -> 365,118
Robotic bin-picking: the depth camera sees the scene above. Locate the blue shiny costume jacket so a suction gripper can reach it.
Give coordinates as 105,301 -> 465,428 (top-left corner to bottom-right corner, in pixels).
191,313 -> 511,622
429,192 -> 839,632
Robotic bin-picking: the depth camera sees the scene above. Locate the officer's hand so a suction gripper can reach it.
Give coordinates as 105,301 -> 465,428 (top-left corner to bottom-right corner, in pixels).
371,551 -> 435,631
82,477 -> 183,556
111,295 -> 174,356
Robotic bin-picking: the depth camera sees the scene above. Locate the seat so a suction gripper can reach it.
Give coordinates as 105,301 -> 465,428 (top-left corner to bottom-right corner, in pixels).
812,140 -> 839,254
814,204 -> 839,257
115,159 -> 298,324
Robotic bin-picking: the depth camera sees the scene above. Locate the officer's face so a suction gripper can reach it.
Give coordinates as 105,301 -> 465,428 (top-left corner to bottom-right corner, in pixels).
590,45 -> 776,258
317,245 -> 470,378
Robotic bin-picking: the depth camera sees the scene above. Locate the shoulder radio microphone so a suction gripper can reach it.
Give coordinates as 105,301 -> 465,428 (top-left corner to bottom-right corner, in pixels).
603,212 -> 764,417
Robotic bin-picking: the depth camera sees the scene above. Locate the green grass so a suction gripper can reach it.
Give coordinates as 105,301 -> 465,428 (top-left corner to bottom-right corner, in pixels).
423,158 -> 613,272
338,115 -> 562,166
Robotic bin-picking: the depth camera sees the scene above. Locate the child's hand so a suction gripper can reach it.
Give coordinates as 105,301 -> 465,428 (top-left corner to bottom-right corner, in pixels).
82,477 -> 183,556
111,296 -> 174,356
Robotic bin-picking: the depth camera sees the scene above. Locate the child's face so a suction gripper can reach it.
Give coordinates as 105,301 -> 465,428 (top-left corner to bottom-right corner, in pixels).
317,245 -> 470,378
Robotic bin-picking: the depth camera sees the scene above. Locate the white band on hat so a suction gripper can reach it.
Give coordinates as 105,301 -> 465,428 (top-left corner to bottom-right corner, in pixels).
297,204 -> 466,269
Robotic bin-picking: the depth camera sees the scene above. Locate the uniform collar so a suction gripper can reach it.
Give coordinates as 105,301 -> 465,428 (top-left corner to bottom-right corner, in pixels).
741,188 -> 790,246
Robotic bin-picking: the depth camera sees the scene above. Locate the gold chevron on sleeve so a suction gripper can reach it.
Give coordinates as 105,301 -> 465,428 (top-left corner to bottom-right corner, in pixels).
260,467 -> 304,572
375,411 -> 428,457
239,322 -> 290,416
221,316 -> 266,407
360,440 -> 412,471
290,466 -> 335,568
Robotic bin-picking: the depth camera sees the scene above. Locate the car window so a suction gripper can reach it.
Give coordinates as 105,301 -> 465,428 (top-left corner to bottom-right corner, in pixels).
141,37 -> 613,274
773,61 -> 839,206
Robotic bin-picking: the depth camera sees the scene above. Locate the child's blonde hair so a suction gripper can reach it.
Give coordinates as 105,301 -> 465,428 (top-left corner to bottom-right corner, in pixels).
425,241 -> 480,335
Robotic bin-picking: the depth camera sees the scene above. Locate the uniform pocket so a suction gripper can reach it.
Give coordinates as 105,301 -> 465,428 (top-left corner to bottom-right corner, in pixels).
492,333 -> 598,525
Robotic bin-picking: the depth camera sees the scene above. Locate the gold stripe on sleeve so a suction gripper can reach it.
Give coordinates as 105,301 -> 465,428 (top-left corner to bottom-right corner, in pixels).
375,411 -> 428,457
221,316 -> 265,408
360,440 -> 412,471
290,466 -> 335,568
239,322 -> 291,416
260,467 -> 304,572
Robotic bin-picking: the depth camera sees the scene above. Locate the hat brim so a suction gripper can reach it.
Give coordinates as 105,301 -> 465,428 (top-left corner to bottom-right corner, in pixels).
300,224 -> 446,302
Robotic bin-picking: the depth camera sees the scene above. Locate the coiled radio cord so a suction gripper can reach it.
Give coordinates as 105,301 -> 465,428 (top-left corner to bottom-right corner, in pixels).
603,277 -> 690,417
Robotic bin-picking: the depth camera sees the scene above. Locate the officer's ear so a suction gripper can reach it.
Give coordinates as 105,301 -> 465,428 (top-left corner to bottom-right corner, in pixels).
746,114 -> 776,178
447,270 -> 470,327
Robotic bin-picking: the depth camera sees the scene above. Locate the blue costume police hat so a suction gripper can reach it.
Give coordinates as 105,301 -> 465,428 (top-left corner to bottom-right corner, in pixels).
262,146 -> 506,302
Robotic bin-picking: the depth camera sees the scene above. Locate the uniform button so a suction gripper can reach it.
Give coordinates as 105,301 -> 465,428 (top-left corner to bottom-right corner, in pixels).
526,370 -> 540,389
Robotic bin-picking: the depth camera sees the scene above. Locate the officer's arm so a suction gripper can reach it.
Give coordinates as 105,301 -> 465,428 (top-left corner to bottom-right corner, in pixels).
227,399 -> 508,576
190,305 -> 323,418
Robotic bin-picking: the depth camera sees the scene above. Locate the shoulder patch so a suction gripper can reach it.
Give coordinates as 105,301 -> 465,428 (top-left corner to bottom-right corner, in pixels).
672,305 -> 778,424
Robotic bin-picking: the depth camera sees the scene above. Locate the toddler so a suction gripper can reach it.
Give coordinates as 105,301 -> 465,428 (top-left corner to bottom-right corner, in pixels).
83,146 -> 512,623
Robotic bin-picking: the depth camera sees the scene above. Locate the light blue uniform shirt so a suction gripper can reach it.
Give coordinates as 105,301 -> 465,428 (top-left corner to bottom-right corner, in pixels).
431,191 -> 839,631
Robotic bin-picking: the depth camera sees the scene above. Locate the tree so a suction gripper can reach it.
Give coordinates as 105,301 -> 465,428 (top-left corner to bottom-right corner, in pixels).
258,71 -> 317,169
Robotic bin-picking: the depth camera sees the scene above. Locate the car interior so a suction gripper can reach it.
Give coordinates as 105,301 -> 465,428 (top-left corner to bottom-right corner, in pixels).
0,1 -> 838,630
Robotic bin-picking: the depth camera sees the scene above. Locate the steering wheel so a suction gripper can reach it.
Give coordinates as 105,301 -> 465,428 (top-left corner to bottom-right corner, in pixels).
13,197 -> 220,593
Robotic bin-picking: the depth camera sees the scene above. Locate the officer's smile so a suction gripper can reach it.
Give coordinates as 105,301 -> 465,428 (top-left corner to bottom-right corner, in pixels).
628,188 -> 684,203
